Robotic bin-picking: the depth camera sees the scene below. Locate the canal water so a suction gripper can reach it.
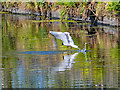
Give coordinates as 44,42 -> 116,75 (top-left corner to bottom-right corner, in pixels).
1,13 -> 120,88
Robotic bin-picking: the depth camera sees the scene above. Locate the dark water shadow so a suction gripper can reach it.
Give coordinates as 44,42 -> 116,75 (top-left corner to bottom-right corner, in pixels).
16,49 -> 91,55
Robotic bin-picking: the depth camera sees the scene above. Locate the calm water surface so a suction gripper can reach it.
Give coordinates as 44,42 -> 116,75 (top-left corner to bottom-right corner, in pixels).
1,14 -> 120,88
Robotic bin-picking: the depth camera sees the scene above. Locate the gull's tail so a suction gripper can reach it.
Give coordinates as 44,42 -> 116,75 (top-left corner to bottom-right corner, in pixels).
49,31 -> 56,34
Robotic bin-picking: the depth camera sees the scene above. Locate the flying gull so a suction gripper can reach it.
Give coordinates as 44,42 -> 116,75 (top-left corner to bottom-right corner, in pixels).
49,31 -> 79,49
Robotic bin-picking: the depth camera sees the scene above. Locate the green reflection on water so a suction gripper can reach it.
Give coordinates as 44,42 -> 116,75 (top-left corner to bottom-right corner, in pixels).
1,13 -> 120,88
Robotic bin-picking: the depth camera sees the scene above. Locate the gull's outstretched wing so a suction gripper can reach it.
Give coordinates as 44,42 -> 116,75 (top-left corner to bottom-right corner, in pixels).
64,32 -> 78,48
49,31 -> 69,45
64,32 -> 75,44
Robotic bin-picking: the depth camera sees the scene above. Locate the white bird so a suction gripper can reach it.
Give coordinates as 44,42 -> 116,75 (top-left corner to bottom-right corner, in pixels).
49,31 -> 79,49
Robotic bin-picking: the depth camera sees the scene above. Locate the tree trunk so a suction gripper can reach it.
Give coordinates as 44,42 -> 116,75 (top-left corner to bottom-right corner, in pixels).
89,2 -> 97,26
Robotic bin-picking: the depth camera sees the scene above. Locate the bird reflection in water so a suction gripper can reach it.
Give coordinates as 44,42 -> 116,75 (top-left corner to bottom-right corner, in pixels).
51,52 -> 79,72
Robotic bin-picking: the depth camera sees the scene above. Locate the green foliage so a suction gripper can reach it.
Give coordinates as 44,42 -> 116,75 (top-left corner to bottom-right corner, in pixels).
40,2 -> 45,7
56,2 -> 78,21
60,8 -> 66,20
65,13 -> 68,20
12,4 -> 15,7
80,7 -> 84,15
56,2 -> 77,8
107,2 -> 120,14
63,2 -> 76,7
27,3 -> 30,8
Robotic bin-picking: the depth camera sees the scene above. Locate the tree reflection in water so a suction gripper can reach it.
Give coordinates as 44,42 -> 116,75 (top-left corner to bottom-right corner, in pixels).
1,14 -> 120,88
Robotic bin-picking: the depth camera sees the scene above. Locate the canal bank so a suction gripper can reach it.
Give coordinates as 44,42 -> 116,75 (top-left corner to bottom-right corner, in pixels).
0,2 -> 120,27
